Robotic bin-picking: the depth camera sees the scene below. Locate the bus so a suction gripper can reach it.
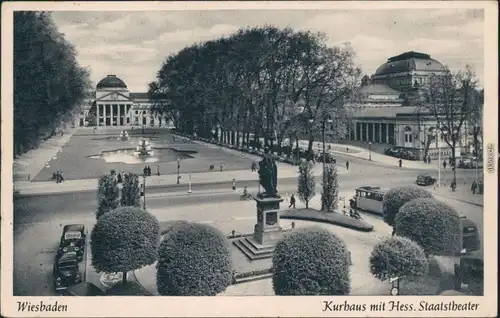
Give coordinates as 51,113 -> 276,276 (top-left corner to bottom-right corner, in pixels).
349,186 -> 387,215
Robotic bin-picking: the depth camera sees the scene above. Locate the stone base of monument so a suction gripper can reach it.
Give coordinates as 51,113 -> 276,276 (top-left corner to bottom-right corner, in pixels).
233,195 -> 284,261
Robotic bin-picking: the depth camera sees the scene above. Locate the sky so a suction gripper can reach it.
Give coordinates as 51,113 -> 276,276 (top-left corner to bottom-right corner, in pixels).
51,8 -> 485,92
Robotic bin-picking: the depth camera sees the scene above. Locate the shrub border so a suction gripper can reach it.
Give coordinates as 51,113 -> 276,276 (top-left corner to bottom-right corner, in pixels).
280,209 -> 374,232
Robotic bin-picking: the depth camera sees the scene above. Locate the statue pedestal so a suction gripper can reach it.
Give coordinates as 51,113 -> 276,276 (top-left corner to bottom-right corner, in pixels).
233,195 -> 284,261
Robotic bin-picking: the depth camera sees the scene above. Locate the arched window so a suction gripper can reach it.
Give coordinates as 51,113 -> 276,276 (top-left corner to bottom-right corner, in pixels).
404,126 -> 413,146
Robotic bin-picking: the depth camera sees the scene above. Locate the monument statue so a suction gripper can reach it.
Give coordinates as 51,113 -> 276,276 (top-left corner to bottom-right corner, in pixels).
258,149 -> 278,197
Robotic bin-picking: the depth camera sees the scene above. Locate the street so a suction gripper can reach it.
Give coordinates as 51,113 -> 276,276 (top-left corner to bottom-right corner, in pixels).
13,161 -> 482,296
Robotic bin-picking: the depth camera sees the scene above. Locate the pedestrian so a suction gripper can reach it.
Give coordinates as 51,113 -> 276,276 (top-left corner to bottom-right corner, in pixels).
346,160 -> 349,171
398,159 -> 402,167
251,161 -> 257,172
289,194 -> 296,209
157,164 -> 160,176
220,164 -> 224,172
59,171 -> 64,183
55,171 -> 60,183
471,180 -> 477,194
143,165 -> 148,176
427,155 -> 431,164
443,160 -> 447,169
423,156 -> 427,163
346,147 -> 349,153
147,165 -> 152,176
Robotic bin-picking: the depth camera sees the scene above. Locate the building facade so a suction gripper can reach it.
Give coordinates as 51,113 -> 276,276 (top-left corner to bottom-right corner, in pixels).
347,51 -> 472,160
79,75 -> 170,128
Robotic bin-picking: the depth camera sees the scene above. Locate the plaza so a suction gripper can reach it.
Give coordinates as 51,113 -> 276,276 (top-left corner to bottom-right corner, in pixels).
13,125 -> 483,297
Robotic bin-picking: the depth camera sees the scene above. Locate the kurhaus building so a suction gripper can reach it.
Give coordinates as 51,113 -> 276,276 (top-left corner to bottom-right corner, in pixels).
80,75 -> 170,128
346,51 -> 475,160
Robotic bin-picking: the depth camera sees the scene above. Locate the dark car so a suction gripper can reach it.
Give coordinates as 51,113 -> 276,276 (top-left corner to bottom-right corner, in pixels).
315,152 -> 336,163
454,217 -> 482,293
58,224 -> 86,261
416,175 -> 436,186
385,147 -> 417,161
53,252 -> 81,292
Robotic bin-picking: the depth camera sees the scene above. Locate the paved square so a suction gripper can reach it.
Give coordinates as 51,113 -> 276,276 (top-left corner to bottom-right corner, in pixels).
33,129 -> 255,181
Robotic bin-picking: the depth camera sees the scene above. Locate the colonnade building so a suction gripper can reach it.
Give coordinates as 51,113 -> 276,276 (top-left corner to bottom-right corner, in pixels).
79,75 -> 170,128
346,51 -> 478,160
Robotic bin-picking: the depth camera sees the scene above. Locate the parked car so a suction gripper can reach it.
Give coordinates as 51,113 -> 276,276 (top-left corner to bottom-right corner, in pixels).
384,147 -> 417,161
315,152 -> 336,163
416,175 -> 436,186
454,217 -> 482,293
458,156 -> 483,169
58,224 -> 86,262
53,252 -> 81,292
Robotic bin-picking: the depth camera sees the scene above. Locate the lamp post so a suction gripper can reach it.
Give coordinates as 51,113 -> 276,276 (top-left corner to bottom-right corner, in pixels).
177,157 -> 180,184
141,112 -> 146,134
368,141 -> 372,161
308,117 -> 333,197
142,173 -> 146,210
433,127 -> 448,188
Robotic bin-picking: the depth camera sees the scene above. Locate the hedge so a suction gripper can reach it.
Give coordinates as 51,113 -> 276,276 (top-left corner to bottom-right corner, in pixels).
156,222 -> 233,296
395,198 -> 462,256
369,236 -> 428,282
272,227 -> 350,295
91,207 -> 160,276
382,186 -> 433,227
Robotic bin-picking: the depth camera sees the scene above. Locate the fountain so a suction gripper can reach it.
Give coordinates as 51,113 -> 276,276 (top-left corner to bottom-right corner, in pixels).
119,130 -> 130,141
134,138 -> 154,157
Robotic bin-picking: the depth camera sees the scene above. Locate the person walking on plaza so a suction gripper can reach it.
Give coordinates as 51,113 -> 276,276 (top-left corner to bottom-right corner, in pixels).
398,159 -> 402,167
443,160 -> 447,170
220,164 -> 224,172
346,160 -> 349,171
471,180 -> 478,194
59,171 -> 64,183
143,165 -> 148,176
251,161 -> 257,172
157,164 -> 160,176
427,155 -> 431,164
289,194 -> 296,209
147,165 -> 152,176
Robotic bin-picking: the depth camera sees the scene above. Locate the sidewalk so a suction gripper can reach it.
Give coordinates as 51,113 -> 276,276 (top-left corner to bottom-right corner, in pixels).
14,163 -> 343,196
13,128 -> 77,182
429,185 -> 483,207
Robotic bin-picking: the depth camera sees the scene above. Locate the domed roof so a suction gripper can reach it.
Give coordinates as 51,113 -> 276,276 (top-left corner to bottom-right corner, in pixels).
96,75 -> 127,89
374,51 -> 446,76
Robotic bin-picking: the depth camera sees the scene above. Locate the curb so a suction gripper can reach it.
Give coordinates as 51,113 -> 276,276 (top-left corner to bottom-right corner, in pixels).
280,209 -> 374,232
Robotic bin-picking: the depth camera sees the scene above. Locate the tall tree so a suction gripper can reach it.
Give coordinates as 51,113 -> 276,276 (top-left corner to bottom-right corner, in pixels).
297,161 -> 315,209
120,173 -> 141,207
425,65 -> 479,185
14,12 -> 90,156
97,174 -> 120,219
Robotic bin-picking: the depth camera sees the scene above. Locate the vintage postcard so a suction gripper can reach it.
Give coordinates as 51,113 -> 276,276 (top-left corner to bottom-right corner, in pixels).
1,1 -> 498,317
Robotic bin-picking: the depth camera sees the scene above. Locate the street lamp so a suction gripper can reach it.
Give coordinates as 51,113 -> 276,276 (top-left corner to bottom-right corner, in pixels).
368,142 -> 372,161
141,112 -> 146,134
177,157 -> 180,184
433,127 -> 448,188
142,172 -> 147,210
309,117 -> 333,204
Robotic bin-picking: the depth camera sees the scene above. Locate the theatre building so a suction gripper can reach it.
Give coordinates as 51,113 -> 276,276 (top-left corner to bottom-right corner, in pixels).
79,75 -> 170,128
346,51 -> 473,160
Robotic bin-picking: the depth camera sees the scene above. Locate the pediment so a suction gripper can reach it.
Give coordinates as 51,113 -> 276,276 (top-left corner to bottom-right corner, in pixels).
97,92 -> 132,102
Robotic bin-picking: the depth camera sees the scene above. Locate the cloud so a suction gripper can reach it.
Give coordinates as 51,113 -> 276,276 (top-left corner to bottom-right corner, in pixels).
50,9 -> 485,91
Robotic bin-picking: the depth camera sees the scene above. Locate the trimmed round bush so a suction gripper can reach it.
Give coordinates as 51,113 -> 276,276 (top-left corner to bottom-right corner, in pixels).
272,227 -> 350,295
91,206 -> 160,279
382,186 -> 433,227
395,198 -> 461,256
370,236 -> 428,282
156,222 -> 233,296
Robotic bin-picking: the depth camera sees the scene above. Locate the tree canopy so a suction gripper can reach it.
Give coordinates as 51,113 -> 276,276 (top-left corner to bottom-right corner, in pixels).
14,12 -> 90,156
148,26 -> 361,153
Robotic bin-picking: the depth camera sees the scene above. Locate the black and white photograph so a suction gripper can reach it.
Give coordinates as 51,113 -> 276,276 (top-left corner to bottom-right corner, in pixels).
1,1 -> 497,317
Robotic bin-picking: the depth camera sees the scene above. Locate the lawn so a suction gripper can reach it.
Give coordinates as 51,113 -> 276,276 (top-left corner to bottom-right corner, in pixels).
33,131 -> 255,181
